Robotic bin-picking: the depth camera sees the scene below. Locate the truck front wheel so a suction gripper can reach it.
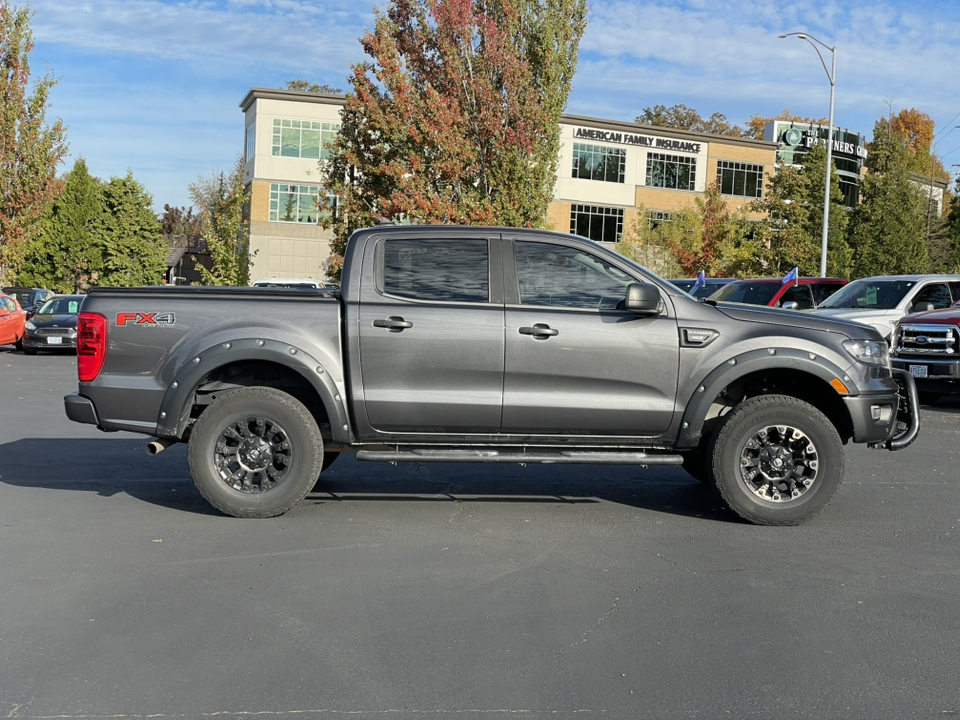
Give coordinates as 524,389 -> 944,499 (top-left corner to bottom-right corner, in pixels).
708,394 -> 844,526
187,387 -> 324,518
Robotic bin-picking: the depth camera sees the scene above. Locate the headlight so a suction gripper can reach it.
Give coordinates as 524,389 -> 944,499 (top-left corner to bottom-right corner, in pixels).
843,339 -> 889,366
25,321 -> 36,330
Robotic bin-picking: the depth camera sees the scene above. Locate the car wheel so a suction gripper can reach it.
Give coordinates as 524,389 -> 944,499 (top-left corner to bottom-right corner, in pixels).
708,394 -> 843,526
187,387 -> 324,518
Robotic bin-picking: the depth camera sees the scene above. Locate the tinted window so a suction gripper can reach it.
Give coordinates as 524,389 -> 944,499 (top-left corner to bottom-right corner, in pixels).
813,282 -> 844,305
781,285 -> 814,309
710,281 -> 780,306
382,239 -> 489,303
515,241 -> 633,309
912,283 -> 951,311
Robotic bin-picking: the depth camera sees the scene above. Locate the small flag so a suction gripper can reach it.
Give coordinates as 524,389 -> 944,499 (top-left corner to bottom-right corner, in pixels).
691,270 -> 706,294
782,267 -> 799,285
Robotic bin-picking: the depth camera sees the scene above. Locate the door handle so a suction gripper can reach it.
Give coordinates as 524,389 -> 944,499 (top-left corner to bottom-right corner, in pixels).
373,316 -> 413,331
519,324 -> 559,338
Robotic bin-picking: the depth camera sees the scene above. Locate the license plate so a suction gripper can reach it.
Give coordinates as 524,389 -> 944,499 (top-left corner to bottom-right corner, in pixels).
909,364 -> 928,378
46,336 -> 62,345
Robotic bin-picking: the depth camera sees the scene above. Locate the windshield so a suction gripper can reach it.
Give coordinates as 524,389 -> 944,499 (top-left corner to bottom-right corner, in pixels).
708,281 -> 779,306
39,298 -> 82,315
817,279 -> 914,310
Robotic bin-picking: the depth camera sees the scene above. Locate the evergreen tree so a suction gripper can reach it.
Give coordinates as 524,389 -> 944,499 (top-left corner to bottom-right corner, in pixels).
751,140 -> 849,277
188,156 -> 251,286
848,120 -> 929,276
98,172 -> 166,286
322,0 -> 588,279
17,158 -> 101,292
0,1 -> 68,283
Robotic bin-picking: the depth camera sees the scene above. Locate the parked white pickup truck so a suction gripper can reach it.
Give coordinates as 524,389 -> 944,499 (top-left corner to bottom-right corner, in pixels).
810,274 -> 960,341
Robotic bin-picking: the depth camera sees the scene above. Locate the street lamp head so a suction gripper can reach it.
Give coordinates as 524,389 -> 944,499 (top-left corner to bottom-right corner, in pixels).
778,34 -> 787,38
797,34 -> 807,40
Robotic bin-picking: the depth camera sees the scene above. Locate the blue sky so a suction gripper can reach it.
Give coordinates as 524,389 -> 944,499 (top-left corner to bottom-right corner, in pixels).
27,0 -> 960,214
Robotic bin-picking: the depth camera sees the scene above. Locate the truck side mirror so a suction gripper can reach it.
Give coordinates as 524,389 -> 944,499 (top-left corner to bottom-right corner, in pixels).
780,300 -> 799,310
912,302 -> 935,313
624,283 -> 661,315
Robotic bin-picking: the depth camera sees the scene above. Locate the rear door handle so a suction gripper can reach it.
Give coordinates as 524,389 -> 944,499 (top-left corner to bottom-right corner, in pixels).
519,324 -> 559,338
373,316 -> 413,331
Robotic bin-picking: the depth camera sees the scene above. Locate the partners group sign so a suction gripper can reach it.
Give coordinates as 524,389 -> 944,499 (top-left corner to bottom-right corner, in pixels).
573,127 -> 703,154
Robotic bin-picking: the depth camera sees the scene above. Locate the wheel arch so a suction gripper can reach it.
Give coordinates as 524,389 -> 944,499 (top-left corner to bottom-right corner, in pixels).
155,338 -> 352,443
677,348 -> 855,450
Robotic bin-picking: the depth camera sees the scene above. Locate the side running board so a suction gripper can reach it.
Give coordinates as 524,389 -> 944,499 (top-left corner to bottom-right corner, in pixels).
355,449 -> 684,466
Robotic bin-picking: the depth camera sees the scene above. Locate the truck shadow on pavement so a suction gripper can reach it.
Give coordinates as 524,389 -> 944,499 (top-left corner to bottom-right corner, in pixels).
0,437 -> 737,523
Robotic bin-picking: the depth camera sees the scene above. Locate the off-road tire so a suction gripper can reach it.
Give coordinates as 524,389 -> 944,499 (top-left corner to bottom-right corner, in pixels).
708,394 -> 844,526
187,387 -> 323,518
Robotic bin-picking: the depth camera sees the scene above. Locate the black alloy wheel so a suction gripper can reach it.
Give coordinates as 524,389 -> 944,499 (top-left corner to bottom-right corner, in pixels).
188,387 -> 323,518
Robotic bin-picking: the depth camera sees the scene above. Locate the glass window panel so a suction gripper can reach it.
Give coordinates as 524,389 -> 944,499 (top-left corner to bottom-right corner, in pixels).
298,192 -> 318,223
301,129 -> 321,159
281,128 -> 300,157
383,239 -> 489,303
515,241 -> 632,309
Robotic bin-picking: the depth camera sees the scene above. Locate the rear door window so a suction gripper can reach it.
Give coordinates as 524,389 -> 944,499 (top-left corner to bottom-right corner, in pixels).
382,238 -> 490,303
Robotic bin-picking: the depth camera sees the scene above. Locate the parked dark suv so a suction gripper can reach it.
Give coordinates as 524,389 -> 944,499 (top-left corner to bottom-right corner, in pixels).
2,287 -> 55,319
706,277 -> 847,310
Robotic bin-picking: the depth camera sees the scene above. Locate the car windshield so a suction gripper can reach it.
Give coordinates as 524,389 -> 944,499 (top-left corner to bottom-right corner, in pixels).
708,281 -> 779,306
39,298 -> 81,315
817,279 -> 914,310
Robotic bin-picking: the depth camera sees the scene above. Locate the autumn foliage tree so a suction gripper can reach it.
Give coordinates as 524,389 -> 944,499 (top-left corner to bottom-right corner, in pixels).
0,1 -> 68,284
321,0 -> 587,278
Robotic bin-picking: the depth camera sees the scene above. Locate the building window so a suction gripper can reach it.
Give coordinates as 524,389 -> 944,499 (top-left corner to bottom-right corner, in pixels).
271,118 -> 340,159
646,152 -> 696,190
570,204 -> 624,243
647,211 -> 673,229
269,183 -> 337,224
572,143 -> 626,183
244,123 -> 256,162
717,160 -> 764,198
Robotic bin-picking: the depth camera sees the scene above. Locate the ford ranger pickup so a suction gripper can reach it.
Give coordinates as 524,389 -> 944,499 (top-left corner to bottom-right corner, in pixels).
64,225 -> 920,525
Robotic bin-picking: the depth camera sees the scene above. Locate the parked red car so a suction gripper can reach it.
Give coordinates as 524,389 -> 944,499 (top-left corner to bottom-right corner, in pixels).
706,277 -> 848,309
0,293 -> 27,350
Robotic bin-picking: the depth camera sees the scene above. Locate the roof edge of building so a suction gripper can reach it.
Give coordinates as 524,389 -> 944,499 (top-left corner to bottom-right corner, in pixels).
561,114 -> 779,150
241,88 -> 347,112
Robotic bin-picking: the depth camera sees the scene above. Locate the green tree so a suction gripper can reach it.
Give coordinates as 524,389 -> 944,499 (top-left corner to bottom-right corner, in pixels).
848,120 -> 929,277
0,1 -> 68,284
322,0 -> 588,279
751,140 -> 849,277
285,80 -> 343,95
18,158 -> 102,292
98,172 -> 166,286
188,156 -> 251,286
636,104 -> 744,137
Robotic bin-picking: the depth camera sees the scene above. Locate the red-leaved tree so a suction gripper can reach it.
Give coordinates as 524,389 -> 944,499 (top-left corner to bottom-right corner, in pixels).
321,0 -> 587,278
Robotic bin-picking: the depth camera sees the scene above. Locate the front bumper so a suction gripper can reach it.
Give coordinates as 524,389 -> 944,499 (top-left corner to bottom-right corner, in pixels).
858,369 -> 919,450
24,331 -> 77,350
892,357 -> 960,394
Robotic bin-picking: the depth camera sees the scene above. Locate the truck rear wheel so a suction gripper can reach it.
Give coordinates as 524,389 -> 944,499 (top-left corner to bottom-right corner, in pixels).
708,394 -> 843,526
187,387 -> 323,518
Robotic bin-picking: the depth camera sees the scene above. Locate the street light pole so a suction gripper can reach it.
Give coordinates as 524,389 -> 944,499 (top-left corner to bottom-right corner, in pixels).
779,32 -> 836,278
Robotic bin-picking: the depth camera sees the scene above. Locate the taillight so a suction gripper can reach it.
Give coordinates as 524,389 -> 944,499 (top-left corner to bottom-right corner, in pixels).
78,313 -> 108,382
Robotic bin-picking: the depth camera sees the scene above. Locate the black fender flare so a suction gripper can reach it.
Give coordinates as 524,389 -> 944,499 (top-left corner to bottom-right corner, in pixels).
676,347 -> 855,450
154,338 -> 352,443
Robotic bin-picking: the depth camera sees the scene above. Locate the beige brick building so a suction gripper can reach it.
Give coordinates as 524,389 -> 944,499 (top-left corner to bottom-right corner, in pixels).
240,88 -> 779,281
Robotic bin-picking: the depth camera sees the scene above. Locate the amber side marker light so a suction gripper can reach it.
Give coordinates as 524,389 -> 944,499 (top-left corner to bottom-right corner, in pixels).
78,312 -> 108,382
829,377 -> 849,395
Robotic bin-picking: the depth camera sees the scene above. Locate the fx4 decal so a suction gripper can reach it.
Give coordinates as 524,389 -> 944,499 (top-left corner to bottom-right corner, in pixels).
116,312 -> 176,327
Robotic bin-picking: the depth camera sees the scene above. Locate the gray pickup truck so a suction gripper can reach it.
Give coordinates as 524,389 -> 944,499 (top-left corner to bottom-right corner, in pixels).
65,225 -> 919,525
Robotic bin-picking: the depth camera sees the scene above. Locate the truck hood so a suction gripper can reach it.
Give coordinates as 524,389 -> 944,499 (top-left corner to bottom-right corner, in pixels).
714,302 -> 878,339
898,308 -> 960,326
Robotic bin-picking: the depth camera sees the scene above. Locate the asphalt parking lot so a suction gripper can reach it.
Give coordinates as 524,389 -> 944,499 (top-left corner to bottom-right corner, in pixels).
2,348 -> 960,719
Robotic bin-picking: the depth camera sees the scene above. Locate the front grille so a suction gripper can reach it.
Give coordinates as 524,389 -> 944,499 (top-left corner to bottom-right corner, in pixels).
894,323 -> 959,356
36,327 -> 76,337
